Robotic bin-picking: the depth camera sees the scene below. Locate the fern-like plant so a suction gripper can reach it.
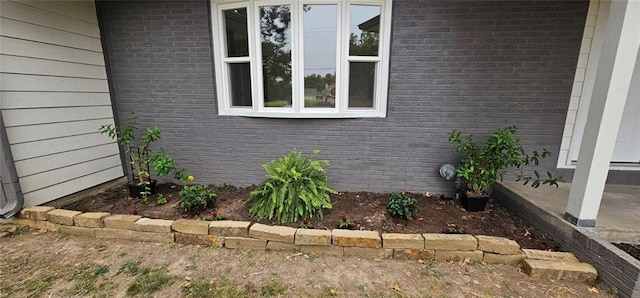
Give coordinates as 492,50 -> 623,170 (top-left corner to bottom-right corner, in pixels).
247,150 -> 336,224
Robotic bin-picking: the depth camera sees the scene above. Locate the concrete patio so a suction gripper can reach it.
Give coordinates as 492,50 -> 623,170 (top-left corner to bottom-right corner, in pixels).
494,181 -> 640,297
498,181 -> 640,244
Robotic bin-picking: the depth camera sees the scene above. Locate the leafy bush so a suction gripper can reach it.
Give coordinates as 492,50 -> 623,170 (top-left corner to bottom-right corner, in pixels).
247,150 -> 336,224
448,126 -> 562,196
179,185 -> 217,212
386,192 -> 419,220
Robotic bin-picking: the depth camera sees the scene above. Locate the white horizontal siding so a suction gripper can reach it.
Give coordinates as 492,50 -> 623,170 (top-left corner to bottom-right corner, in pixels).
0,92 -> 111,109
0,1 -> 100,37
1,55 -> 107,79
6,118 -> 115,144
23,167 -> 123,207
11,0 -> 99,25
11,132 -> 115,162
0,0 -> 124,205
0,37 -> 105,66
3,106 -> 114,127
19,155 -> 121,194
0,18 -> 102,52
0,74 -> 108,92
14,144 -> 120,177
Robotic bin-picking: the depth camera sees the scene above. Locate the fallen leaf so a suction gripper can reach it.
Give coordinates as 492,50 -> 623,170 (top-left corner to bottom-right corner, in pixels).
524,228 -> 531,237
403,270 -> 412,277
392,284 -> 401,291
588,287 -> 600,294
417,259 -> 424,264
417,217 -> 424,221
472,280 -> 480,285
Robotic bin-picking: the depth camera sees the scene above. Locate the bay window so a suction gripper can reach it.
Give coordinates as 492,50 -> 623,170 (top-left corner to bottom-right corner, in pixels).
211,0 -> 392,118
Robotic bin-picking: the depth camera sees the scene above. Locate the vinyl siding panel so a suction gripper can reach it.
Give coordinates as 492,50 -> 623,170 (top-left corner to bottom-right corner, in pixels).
0,0 -> 123,206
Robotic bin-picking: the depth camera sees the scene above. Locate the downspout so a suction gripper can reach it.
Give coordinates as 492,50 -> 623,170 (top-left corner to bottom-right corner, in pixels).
0,112 -> 24,218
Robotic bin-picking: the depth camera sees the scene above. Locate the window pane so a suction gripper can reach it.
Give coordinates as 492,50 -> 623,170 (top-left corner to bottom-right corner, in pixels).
224,8 -> 249,57
349,5 -> 380,56
303,5 -> 337,108
260,5 -> 292,107
348,62 -> 376,108
229,63 -> 252,107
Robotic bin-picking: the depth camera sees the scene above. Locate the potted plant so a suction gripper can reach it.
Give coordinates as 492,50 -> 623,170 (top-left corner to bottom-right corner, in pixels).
100,113 -> 178,200
448,126 -> 562,212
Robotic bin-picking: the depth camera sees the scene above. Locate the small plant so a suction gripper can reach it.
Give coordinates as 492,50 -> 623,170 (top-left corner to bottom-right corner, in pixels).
338,215 -> 353,229
448,126 -> 563,197
179,183 -> 217,213
300,218 -> 312,229
445,223 -> 465,234
386,192 -> 419,220
156,194 -> 168,205
204,210 -> 223,221
247,149 -> 336,224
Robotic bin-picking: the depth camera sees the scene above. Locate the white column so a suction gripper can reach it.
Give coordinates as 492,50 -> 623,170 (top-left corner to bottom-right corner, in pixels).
564,0 -> 640,227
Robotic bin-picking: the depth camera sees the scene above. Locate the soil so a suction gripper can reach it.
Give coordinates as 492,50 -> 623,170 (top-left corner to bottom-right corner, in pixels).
64,183 -> 559,250
0,229 -> 617,297
613,243 -> 640,261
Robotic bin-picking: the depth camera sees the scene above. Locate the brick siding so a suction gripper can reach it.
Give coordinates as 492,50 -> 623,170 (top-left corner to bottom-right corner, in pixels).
97,0 -> 588,194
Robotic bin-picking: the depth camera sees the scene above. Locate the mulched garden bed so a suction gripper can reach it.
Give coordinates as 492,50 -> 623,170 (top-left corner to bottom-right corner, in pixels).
63,183 -> 560,251
613,243 -> 640,261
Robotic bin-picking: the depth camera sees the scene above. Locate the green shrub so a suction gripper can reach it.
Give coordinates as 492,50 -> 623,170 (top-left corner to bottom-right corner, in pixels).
247,150 -> 336,224
386,192 -> 419,220
179,185 -> 217,212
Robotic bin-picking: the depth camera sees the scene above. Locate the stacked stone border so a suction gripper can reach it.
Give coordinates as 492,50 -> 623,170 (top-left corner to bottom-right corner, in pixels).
7,206 -> 597,282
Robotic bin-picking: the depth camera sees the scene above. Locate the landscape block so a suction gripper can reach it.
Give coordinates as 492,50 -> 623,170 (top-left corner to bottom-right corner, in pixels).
209,221 -> 251,237
332,229 -> 381,248
382,233 -> 424,249
522,249 -> 579,263
175,232 -> 224,247
134,218 -> 173,233
59,226 -> 95,238
393,249 -> 435,261
47,209 -> 81,226
249,223 -> 296,243
172,219 -> 210,235
20,206 -> 54,221
423,233 -> 477,251
434,250 -> 483,262
476,235 -> 520,255
225,237 -> 267,249
483,252 -> 526,265
523,259 -> 597,282
104,214 -> 141,230
295,229 -> 331,246
74,212 -> 110,228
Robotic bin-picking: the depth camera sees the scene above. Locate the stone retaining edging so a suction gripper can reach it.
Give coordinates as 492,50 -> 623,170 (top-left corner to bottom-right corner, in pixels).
4,206 -> 598,282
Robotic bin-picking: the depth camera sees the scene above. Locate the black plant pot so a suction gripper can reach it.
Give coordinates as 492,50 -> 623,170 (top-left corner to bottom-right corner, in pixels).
127,180 -> 157,199
460,192 -> 489,212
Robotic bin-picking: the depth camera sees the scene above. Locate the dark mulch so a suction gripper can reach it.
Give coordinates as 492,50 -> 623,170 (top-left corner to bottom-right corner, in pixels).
613,243 -> 640,261
63,183 -> 561,250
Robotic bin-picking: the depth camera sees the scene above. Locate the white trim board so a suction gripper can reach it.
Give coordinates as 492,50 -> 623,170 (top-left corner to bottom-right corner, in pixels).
557,0 -> 640,171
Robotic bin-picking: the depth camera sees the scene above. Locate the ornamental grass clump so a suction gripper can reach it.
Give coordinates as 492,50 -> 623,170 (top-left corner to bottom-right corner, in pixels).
247,149 -> 336,224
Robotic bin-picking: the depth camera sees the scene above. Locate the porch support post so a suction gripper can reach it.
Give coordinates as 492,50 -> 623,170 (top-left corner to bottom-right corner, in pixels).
564,0 -> 640,227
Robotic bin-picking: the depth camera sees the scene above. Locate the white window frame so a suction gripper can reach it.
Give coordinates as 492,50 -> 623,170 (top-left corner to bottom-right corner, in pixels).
211,0 -> 393,118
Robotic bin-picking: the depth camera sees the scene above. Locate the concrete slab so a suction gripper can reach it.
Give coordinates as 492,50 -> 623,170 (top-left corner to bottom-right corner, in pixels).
497,181 -> 640,244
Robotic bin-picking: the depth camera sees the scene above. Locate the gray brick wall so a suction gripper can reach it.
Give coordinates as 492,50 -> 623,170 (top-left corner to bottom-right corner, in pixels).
97,0 -> 588,195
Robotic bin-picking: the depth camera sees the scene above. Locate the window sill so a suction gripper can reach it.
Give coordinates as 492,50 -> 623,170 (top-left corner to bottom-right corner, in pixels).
218,109 -> 386,118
